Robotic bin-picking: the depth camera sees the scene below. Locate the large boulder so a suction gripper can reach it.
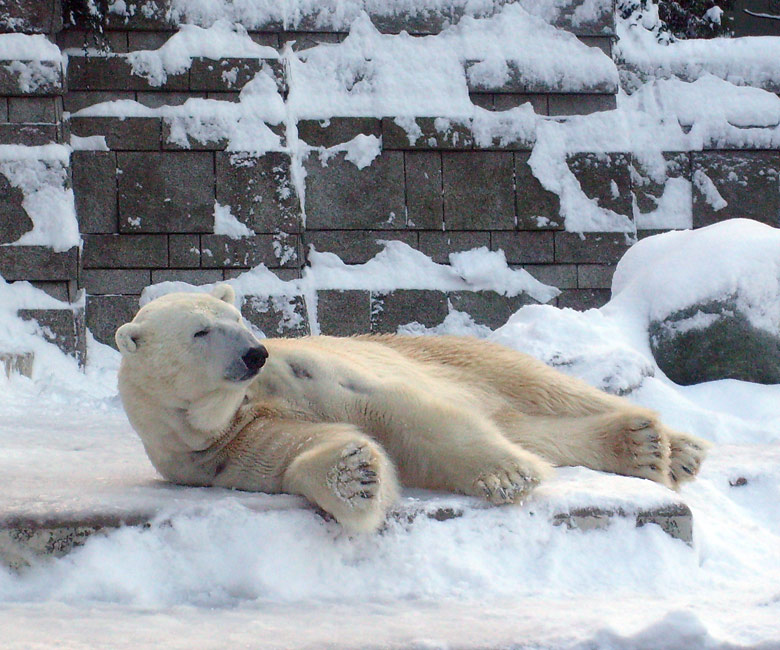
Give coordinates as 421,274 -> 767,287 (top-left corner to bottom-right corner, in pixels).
610,219 -> 780,385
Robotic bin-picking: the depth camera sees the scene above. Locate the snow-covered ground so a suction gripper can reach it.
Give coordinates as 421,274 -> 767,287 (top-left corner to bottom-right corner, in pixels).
2,222 -> 780,649
2,0 -> 780,646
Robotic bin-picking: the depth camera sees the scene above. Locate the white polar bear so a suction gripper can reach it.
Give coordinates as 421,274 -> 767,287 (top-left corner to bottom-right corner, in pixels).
116,285 -> 710,533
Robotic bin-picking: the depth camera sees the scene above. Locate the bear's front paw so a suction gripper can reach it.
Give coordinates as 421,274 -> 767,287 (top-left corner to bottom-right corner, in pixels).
327,442 -> 384,508
470,454 -> 550,506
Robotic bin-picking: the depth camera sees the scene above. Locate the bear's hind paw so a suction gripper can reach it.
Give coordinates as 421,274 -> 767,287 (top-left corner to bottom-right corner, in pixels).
666,429 -> 711,488
327,442 -> 385,509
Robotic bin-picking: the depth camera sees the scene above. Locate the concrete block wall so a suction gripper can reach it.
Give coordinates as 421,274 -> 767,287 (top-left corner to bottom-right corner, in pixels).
1,0 -> 780,358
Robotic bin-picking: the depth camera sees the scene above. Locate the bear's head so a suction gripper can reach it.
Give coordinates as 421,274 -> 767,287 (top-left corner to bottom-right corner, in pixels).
115,285 -> 268,434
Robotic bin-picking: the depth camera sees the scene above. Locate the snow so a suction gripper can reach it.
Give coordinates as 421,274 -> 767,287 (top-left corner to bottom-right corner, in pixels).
3,222 -> 780,645
212,201 -> 254,239
126,21 -> 277,87
0,34 -> 61,61
0,154 -> 80,252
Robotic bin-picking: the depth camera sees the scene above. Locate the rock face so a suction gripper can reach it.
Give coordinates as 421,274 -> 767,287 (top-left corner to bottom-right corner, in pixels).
650,299 -> 780,385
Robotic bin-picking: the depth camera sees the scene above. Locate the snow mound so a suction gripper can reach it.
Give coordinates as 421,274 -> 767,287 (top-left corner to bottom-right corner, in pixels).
610,219 -> 780,336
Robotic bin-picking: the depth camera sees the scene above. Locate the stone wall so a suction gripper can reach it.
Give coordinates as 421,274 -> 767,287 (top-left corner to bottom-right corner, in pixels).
1,0 -> 779,360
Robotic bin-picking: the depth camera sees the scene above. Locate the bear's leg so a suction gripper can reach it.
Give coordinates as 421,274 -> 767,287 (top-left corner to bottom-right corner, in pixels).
497,406 -> 708,488
376,387 -> 554,504
281,427 -> 399,533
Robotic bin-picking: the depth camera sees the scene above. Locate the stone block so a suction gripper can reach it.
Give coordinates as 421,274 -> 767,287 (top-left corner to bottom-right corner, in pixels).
493,94 -> 548,115
67,56 -> 188,91
70,116 -> 161,150
370,290 -> 448,333
632,152 -> 691,217
317,290 -> 371,336
448,290 -> 535,328
7,97 -> 58,123
469,93 -> 494,110
556,288 -> 611,310
63,90 -> 135,113
491,231 -> 555,264
0,60 -> 62,96
18,307 -> 86,366
567,152 -> 632,218
136,91 -> 206,108
578,36 -> 613,57
1,352 -> 33,379
103,2 -> 174,31
0,174 -> 33,244
168,234 -> 200,268
516,152 -> 562,229
81,269 -> 151,295
382,117 -> 474,150
418,231 -> 490,264
29,280 -> 73,302
82,234 -> 168,268
86,294 -> 140,347
249,32 -> 280,48
442,152 -> 515,230
151,269 -> 224,285
161,118 -> 229,151
692,151 -> 780,228
279,31 -> 340,51
0,123 -> 59,145
72,151 -> 117,233
0,246 -> 78,281
303,230 -> 416,264
0,0 -> 62,33
241,294 -> 310,337
577,264 -> 615,289
548,94 -> 617,116
405,151 -> 443,230
552,504 -> 692,545
466,61 -> 616,94
216,152 -> 301,233
117,152 -> 215,233
554,232 -> 632,264
297,117 -> 381,148
57,29 -> 128,53
0,98 -> 7,121
201,234 -> 299,269
305,151 -> 406,229
189,58 -> 267,92
552,0 -> 615,36
127,31 -> 174,51
521,264 -> 578,290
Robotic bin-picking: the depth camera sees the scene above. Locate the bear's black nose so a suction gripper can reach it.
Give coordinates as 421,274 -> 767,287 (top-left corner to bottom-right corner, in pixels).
242,345 -> 268,375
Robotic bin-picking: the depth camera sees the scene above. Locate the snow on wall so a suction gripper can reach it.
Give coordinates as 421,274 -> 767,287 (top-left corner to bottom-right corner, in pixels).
0,146 -> 79,253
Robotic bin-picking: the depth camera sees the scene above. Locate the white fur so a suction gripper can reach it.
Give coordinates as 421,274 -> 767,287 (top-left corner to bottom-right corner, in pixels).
117,286 -> 710,533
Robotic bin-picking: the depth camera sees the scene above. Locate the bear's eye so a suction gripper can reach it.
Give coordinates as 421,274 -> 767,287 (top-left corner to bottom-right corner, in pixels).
193,329 -> 210,338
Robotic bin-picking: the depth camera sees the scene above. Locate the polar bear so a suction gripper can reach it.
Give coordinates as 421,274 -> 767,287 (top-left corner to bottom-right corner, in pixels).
116,285 -> 710,532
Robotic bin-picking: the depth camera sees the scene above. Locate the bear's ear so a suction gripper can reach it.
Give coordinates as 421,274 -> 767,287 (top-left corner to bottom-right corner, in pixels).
115,322 -> 143,355
211,283 -> 236,305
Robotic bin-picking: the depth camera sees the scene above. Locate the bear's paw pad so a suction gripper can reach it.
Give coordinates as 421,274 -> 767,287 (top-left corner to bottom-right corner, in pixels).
327,442 -> 383,509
